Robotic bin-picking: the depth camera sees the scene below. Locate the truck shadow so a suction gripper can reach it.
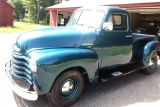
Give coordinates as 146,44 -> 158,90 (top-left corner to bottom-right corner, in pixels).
12,65 -> 160,107
74,68 -> 160,107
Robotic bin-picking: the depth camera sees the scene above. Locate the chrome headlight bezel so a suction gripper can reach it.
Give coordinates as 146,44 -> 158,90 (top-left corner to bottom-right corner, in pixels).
29,59 -> 37,72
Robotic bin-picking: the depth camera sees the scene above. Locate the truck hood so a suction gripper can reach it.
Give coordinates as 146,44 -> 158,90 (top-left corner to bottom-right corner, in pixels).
15,26 -> 97,54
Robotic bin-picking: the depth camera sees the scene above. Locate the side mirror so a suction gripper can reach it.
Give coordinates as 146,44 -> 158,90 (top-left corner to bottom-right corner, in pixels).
103,22 -> 113,31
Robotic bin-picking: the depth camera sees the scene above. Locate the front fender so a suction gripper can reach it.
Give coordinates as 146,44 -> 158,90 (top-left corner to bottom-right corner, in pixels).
28,48 -> 99,95
143,41 -> 160,66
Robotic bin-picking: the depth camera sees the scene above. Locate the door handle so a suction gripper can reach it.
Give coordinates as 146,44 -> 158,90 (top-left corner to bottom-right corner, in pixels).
126,35 -> 132,38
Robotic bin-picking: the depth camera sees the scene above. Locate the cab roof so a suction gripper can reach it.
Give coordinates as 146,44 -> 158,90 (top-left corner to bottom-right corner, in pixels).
75,6 -> 129,14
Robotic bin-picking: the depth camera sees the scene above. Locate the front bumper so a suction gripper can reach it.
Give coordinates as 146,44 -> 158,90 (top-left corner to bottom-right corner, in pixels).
5,61 -> 38,101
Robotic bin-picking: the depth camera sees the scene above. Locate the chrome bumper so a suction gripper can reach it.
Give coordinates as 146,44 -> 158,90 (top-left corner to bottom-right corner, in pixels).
5,61 -> 38,101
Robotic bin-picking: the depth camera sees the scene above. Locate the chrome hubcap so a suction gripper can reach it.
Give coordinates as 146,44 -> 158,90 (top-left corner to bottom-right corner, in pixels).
149,59 -> 154,66
60,78 -> 78,100
61,79 -> 74,96
149,56 -> 156,70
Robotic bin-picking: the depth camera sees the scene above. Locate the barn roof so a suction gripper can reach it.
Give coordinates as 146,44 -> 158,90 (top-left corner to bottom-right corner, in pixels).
46,0 -> 160,10
0,0 -> 14,9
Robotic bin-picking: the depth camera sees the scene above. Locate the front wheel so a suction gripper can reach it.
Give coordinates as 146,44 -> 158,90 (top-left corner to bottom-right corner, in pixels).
47,69 -> 84,107
144,52 -> 158,74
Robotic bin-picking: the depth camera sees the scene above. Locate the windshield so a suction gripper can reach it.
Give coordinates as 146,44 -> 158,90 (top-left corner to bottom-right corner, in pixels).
67,10 -> 104,28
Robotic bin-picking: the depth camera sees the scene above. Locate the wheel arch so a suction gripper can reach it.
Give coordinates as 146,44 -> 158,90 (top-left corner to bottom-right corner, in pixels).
46,67 -> 85,107
143,41 -> 160,66
29,48 -> 99,95
53,66 -> 90,88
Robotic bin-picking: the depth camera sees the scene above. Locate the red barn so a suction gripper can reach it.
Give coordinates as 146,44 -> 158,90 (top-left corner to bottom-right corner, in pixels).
0,0 -> 14,27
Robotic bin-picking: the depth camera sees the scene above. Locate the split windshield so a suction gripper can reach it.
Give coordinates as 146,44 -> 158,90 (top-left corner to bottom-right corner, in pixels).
67,10 -> 105,28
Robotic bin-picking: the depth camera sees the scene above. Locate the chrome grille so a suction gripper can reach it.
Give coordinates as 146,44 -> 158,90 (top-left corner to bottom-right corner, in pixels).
11,52 -> 33,90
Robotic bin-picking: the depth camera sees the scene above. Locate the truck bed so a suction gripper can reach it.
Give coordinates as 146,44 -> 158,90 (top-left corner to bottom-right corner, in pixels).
132,33 -> 157,41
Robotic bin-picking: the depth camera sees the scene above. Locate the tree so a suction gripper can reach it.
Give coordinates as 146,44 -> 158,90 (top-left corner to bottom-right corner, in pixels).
36,0 -> 40,23
23,0 -> 37,23
8,0 -> 62,24
8,0 -> 25,21
37,0 -> 61,24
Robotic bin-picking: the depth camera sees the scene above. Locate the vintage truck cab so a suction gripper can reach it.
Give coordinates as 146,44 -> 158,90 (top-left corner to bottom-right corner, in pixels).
5,6 -> 160,107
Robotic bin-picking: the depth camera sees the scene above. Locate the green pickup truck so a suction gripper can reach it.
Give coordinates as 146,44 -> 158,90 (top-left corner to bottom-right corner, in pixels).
5,6 -> 160,107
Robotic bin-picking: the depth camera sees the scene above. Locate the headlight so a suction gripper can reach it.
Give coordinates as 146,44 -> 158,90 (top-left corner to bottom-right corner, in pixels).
29,59 -> 37,72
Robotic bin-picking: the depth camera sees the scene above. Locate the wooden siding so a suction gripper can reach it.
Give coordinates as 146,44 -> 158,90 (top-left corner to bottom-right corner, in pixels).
0,0 -> 14,27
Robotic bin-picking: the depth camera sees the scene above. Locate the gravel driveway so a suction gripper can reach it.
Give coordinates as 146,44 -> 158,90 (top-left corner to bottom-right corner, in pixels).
1,32 -> 160,107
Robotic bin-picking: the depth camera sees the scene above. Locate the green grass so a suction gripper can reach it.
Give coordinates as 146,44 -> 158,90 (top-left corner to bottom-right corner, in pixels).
0,22 -> 49,33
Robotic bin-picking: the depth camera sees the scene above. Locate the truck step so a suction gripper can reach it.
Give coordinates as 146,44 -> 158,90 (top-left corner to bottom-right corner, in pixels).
99,63 -> 145,82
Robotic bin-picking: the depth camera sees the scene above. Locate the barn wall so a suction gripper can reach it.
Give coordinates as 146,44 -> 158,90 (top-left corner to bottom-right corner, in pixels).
130,13 -> 146,31
58,11 -> 72,26
59,11 -> 72,19
0,0 -> 14,27
130,13 -> 160,31
50,10 -> 58,27
145,14 -> 160,20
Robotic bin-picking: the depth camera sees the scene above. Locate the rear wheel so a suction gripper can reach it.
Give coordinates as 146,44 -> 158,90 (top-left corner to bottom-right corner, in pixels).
144,52 -> 158,74
47,69 -> 84,107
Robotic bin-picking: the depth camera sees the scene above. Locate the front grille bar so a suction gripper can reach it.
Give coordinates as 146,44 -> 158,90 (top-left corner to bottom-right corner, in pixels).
12,67 -> 32,80
12,58 -> 29,69
11,52 -> 33,88
12,62 -> 31,74
13,53 -> 30,63
11,70 -> 32,85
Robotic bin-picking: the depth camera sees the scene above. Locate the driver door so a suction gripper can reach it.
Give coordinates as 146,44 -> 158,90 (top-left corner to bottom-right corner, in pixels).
101,13 -> 132,69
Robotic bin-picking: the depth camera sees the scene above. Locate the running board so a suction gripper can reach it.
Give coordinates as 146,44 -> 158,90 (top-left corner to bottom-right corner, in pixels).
99,63 -> 145,82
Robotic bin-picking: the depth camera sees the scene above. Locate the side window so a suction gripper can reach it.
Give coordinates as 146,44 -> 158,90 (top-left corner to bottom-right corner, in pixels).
113,15 -> 121,25
107,14 -> 128,31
